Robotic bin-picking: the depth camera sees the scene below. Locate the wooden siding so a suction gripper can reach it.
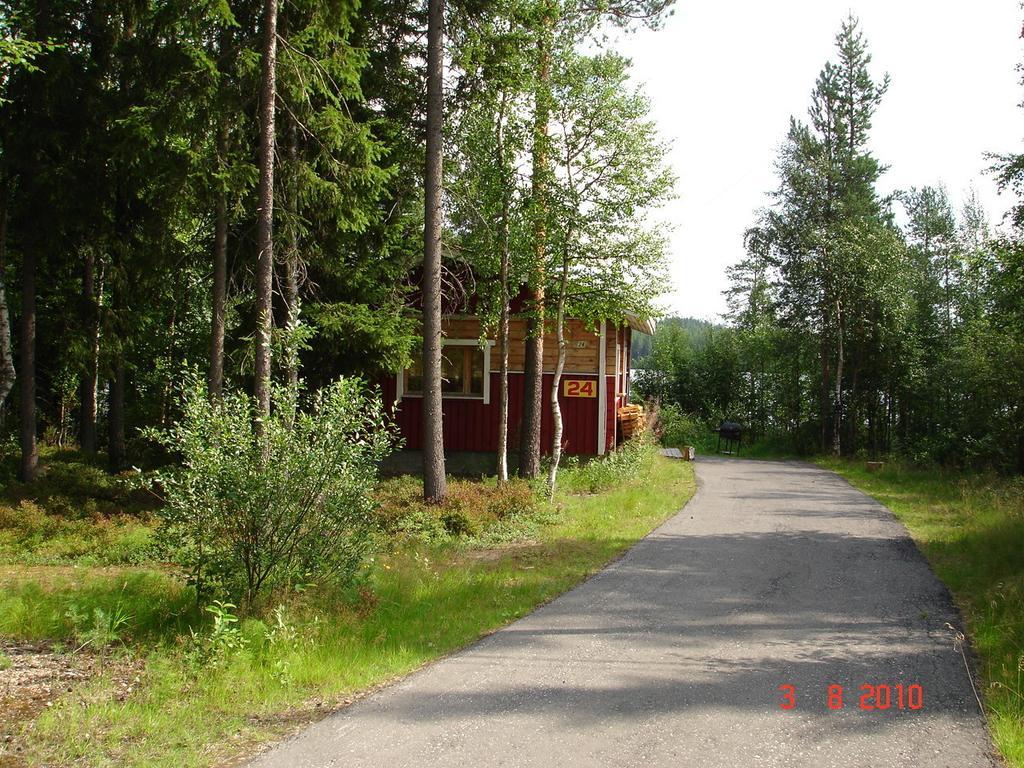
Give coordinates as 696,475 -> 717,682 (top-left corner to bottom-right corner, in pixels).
443,316 -> 602,374
385,314 -> 641,457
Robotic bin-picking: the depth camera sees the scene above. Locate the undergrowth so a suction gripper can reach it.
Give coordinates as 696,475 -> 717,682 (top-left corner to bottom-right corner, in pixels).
1,438 -> 695,768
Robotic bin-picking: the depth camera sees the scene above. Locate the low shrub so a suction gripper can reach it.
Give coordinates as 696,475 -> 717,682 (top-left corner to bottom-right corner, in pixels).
0,499 -> 155,566
147,377 -> 398,610
653,403 -> 709,451
558,434 -> 657,495
374,476 -> 541,546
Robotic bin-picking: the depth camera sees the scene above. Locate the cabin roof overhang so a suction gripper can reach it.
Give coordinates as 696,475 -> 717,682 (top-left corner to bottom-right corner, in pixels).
624,313 -> 656,336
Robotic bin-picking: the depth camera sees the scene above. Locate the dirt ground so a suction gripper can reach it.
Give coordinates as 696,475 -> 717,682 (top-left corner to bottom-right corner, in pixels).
0,641 -> 140,767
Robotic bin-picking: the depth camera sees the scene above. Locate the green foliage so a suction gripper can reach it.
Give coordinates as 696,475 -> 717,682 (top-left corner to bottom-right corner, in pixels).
546,49 -> 674,327
626,16 -> 1024,474
374,475 -> 542,546
0,500 -> 154,565
635,323 -> 740,425
654,403 -> 710,452
186,600 -> 248,667
146,378 -> 398,608
65,601 -> 133,650
2,453 -> 695,768
557,434 -> 657,494
0,449 -> 157,565
0,569 -> 197,642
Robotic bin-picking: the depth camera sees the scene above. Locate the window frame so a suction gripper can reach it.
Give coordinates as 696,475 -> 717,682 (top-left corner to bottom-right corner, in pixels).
397,339 -> 493,404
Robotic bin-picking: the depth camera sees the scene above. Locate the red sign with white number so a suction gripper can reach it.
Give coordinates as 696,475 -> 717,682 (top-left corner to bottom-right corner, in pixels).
563,379 -> 596,398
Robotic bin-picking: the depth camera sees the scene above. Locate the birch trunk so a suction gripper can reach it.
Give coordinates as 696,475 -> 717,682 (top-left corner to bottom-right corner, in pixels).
496,93 -> 511,484
18,233 -> 37,481
284,118 -> 300,391
108,284 -> 126,472
210,120 -> 229,401
832,298 -> 843,456
254,0 -> 279,424
79,251 -> 101,452
546,253 -> 568,499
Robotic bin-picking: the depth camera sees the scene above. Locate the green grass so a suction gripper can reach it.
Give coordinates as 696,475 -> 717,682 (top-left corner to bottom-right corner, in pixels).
2,445 -> 695,767
818,458 -> 1024,767
0,567 -> 198,644
0,446 -> 158,567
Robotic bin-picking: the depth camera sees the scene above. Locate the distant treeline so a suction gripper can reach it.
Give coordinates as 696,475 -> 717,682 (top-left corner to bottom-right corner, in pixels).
631,317 -> 720,365
637,18 -> 1024,473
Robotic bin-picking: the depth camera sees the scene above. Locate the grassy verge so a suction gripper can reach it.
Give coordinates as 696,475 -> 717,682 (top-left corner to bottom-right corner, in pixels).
1,445 -> 694,767
818,458 -> 1024,767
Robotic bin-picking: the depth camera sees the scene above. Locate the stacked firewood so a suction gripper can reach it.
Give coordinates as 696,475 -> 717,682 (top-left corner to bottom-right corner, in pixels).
618,403 -> 646,439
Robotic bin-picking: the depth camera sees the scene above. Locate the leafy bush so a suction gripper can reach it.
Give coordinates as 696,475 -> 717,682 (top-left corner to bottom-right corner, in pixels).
654,403 -> 708,451
147,378 -> 398,610
440,508 -> 477,537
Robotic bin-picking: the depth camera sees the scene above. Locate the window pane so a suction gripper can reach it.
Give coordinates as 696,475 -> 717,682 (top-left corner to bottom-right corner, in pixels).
441,349 -> 465,393
405,345 -> 486,397
469,348 -> 484,394
406,356 -> 423,393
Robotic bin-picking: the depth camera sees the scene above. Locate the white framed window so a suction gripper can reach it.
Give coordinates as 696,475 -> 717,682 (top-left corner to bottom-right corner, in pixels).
397,339 -> 493,404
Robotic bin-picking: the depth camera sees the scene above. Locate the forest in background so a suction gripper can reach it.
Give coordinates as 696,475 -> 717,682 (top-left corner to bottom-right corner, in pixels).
639,17 -> 1024,472
0,0 -> 676,501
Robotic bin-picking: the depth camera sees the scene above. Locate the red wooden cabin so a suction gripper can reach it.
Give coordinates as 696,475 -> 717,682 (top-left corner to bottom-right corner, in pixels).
382,312 -> 655,458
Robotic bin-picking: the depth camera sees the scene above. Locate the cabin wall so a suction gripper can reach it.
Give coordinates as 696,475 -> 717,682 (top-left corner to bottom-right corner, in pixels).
385,315 -> 638,457
444,316 -> 602,373
383,372 -> 600,456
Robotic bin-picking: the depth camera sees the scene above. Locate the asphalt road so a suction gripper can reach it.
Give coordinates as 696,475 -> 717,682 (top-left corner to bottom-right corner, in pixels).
250,457 -> 998,767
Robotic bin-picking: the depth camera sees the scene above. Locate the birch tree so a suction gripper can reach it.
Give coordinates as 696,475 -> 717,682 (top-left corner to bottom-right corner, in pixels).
545,51 -> 673,495
449,3 -> 532,482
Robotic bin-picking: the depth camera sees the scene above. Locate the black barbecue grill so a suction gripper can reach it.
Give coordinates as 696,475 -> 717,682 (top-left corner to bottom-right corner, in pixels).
717,421 -> 742,455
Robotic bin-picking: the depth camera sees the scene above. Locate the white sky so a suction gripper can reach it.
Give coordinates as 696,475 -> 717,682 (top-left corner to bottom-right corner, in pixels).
614,1 -> 1024,321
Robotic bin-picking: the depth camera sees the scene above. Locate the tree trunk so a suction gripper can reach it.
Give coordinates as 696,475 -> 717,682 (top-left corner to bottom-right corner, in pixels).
18,240 -> 37,482
496,93 -> 511,484
0,185 -> 15,431
283,118 -> 300,391
108,280 -> 126,472
79,250 -> 101,453
421,0 -> 447,503
519,323 -> 543,478
254,0 -> 279,424
209,120 -> 229,401
832,299 -> 843,456
518,5 -> 553,480
497,256 -> 510,483
546,253 -> 569,499
284,255 -> 299,390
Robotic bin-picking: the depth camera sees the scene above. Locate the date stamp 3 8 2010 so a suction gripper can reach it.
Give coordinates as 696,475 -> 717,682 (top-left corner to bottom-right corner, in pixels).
778,683 -> 924,711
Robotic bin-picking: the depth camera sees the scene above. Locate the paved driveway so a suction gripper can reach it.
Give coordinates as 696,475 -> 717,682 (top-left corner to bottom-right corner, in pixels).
250,457 -> 998,767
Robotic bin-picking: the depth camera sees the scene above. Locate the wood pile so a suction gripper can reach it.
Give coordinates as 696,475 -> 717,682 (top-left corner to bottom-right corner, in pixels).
618,404 -> 646,439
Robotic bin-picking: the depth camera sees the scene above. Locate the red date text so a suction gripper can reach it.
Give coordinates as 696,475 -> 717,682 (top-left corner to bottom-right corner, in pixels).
777,683 -> 923,711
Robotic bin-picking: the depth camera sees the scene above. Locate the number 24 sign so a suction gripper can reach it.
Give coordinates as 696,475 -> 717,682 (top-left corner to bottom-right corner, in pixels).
563,379 -> 596,398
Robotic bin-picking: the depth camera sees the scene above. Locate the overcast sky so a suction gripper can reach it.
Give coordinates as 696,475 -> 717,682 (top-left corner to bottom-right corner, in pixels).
614,1 -> 1024,321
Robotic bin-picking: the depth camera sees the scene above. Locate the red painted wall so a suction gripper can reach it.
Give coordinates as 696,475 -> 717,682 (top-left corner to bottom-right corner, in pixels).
381,372 -> 603,455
